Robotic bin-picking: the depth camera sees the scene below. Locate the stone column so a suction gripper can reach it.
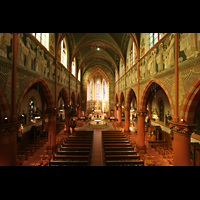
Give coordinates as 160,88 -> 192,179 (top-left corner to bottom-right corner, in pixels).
46,109 -> 57,152
136,110 -> 147,153
169,121 -> 196,166
124,105 -> 130,132
65,107 -> 70,134
118,104 -> 122,123
0,121 -> 21,166
114,104 -> 117,119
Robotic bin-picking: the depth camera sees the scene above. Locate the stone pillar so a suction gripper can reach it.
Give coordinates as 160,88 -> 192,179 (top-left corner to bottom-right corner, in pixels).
65,107 -> 70,134
124,105 -> 130,132
114,104 -> 117,119
0,121 -> 21,166
46,109 -> 57,152
78,106 -> 81,118
118,104 -> 122,123
12,33 -> 18,122
136,110 -> 147,153
169,121 -> 196,166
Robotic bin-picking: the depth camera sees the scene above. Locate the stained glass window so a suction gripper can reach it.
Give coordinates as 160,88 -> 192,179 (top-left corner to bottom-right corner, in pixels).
96,80 -> 100,100
32,33 -> 49,50
90,80 -> 93,100
149,33 -> 164,49
61,39 -> 67,68
130,42 -> 135,67
103,80 -> 106,100
78,69 -> 81,81
72,58 -> 76,76
159,99 -> 164,122
28,99 -> 34,122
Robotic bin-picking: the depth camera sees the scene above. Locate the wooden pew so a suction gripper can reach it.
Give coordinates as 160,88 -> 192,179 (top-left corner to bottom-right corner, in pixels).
103,135 -> 126,138
53,154 -> 90,161
65,140 -> 92,143
104,147 -> 135,151
60,147 -> 91,151
62,143 -> 91,147
67,137 -> 92,141
105,155 -> 140,161
49,158 -> 89,166
103,138 -> 128,141
104,151 -> 138,155
57,150 -> 91,155
104,143 -> 132,147
103,140 -> 129,143
105,160 -> 144,166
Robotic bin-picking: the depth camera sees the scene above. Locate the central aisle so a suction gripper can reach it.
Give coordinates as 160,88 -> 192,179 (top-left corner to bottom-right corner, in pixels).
90,128 -> 104,166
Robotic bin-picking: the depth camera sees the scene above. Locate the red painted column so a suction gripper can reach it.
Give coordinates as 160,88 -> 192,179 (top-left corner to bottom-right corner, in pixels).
124,106 -> 130,132
42,99 -> 46,130
0,121 -> 21,166
47,110 -> 57,152
12,33 -> 18,122
118,105 -> 122,123
65,107 -> 70,133
114,105 -> 117,119
174,33 -> 179,122
136,110 -> 147,152
169,121 -> 196,166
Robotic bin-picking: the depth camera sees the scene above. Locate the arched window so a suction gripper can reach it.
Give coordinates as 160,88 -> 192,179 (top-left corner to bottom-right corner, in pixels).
130,42 -> 135,67
28,98 -> 35,122
149,33 -> 165,49
72,57 -> 76,77
61,39 -> 67,68
159,99 -> 164,122
32,33 -> 49,50
103,80 -> 106,100
90,80 -> 93,100
96,80 -> 100,100
78,69 -> 81,81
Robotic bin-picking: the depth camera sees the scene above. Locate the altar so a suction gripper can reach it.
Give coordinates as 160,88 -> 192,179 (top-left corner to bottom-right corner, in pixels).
90,112 -> 106,120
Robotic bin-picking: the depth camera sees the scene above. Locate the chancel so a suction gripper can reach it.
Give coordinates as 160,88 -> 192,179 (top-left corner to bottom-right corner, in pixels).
1,33 -> 200,166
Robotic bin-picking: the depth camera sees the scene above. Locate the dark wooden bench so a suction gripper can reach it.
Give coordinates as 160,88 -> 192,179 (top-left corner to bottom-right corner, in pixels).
65,140 -> 92,143
53,154 -> 90,161
103,140 -> 129,143
103,138 -> 128,141
103,135 -> 126,138
104,147 -> 135,151
102,131 -> 123,133
60,147 -> 91,151
67,138 -> 92,141
105,160 -> 144,166
57,150 -> 91,155
104,151 -> 138,155
49,159 -> 89,166
105,155 -> 140,161
62,143 -> 91,147
104,143 -> 132,147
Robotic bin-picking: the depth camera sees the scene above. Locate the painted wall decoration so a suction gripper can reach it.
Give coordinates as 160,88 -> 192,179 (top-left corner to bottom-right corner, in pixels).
49,33 -> 55,56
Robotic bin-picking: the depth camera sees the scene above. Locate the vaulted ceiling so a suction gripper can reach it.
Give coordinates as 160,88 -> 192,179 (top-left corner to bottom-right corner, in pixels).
56,33 -> 140,78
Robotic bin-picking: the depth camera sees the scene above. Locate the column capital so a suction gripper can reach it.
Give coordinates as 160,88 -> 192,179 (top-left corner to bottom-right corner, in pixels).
169,120 -> 196,136
124,105 -> 130,111
136,110 -> 147,117
0,120 -> 22,136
